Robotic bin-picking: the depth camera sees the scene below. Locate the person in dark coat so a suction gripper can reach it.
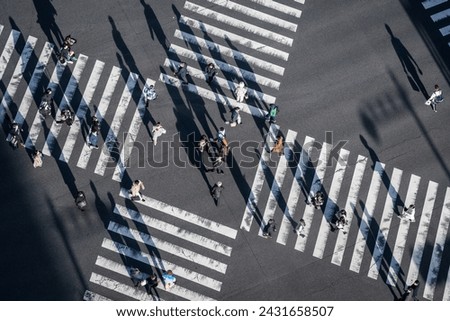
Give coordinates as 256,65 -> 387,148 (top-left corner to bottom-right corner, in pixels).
211,181 -> 224,206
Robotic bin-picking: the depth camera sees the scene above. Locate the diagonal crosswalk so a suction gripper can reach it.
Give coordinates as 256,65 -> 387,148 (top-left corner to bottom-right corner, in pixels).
240,127 -> 450,301
422,0 -> 450,47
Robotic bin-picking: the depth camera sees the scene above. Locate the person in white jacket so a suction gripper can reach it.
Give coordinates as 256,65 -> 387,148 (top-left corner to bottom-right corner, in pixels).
152,122 -> 167,146
425,84 -> 443,112
234,81 -> 248,103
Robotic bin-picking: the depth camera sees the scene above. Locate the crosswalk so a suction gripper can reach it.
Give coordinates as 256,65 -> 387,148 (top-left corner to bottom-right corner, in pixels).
422,0 -> 450,47
241,126 -> 450,301
0,24 -> 154,181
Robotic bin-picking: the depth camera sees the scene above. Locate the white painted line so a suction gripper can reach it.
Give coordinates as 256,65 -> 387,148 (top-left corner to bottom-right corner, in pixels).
431,8 -> 450,22
240,125 -> 280,231
159,73 -> 268,119
258,130 -> 298,236
313,149 -> 349,259
0,29 -> 20,81
169,44 -> 281,90
0,25 -> 3,36
108,221 -> 228,274
184,1 -> 293,46
424,187 -> 450,300
406,181 -> 438,290
386,174 -> 421,286
276,136 -> 315,245
294,142 -> 333,252
94,72 -> 138,176
102,238 -> 222,291
331,155 -> 368,266
439,25 -> 450,36
294,0 -> 305,4
0,35 -> 37,124
83,290 -> 112,301
76,66 -> 122,169
42,54 -> 88,156
114,204 -> 232,256
25,63 -> 66,149
367,168 -> 403,280
119,188 -> 238,239
112,78 -> 155,182
206,0 -> 298,32
174,30 -> 285,76
95,256 -> 214,301
90,272 -> 147,301
179,15 -> 289,61
349,161 -> 385,273
422,0 -> 447,10
444,265 -> 450,300
59,60 -> 105,163
249,0 -> 302,18
164,58 -> 276,104
14,42 -> 54,126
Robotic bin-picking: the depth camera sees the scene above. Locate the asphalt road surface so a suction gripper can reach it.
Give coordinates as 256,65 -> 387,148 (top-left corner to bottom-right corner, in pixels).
0,0 -> 450,301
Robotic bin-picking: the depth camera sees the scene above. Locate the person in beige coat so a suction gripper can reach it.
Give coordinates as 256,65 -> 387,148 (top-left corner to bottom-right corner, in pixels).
271,135 -> 284,156
32,150 -> 43,168
129,180 -> 145,201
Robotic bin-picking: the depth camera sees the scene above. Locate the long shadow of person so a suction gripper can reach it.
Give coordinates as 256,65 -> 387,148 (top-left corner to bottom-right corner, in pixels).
32,0 -> 64,47
385,24 -> 428,99
140,0 -> 170,51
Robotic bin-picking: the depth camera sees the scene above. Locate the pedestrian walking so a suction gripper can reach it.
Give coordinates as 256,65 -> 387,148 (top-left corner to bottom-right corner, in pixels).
87,116 -> 100,149
162,270 -> 177,290
143,84 -> 157,106
130,267 -> 145,287
295,218 -> 306,237
129,180 -> 145,201
404,280 -> 420,301
152,122 -> 167,146
262,218 -> 277,238
174,62 -> 189,85
425,84 -> 444,112
234,81 -> 248,103
32,150 -> 43,168
311,191 -> 325,209
144,273 -> 160,297
271,135 -> 284,156
205,62 -> 217,84
198,134 -> 210,153
225,107 -> 242,127
399,204 -> 415,222
57,109 -> 74,126
75,191 -> 87,211
39,88 -> 53,118
331,209 -> 348,234
213,156 -> 225,174
210,127 -> 227,149
6,122 -> 24,150
266,104 -> 279,123
211,181 -> 224,206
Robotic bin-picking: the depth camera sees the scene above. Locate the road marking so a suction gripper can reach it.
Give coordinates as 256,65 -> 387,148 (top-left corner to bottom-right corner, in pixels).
102,238 -> 223,291
276,136 -> 315,245
173,30 -> 285,76
439,25 -> 450,36
248,0 -> 303,18
119,188 -> 238,239
184,1 -> 293,46
205,0 -> 298,32
13,42 -> 54,126
431,8 -> 450,22
424,187 -> 450,300
331,155 -> 368,266
0,29 -> 20,81
89,272 -> 149,301
386,174 -> 421,286
313,148 -> 349,259
0,35 -> 37,124
42,54 -> 88,156
112,78 -> 155,182
294,142 -> 333,252
76,66 -> 122,169
367,168 -> 403,280
159,73 -> 268,119
258,130 -> 297,236
94,256 -> 214,300
108,221 -> 228,274
178,16 -> 289,61
25,63 -> 66,149
59,60 -> 105,162
406,181 -> 438,288
94,72 -> 138,176
240,124 -> 280,231
83,290 -> 112,301
349,161 -> 385,273
422,0 -> 448,10
113,204 -> 232,256
168,44 -> 281,90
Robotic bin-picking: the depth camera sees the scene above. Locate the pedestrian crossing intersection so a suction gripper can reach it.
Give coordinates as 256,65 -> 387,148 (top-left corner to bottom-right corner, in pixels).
241,125 -> 450,301
422,0 -> 450,48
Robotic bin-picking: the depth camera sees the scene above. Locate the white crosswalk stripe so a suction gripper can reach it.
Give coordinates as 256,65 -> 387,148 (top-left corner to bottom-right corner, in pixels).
0,29 -> 20,81
422,0 -> 450,45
